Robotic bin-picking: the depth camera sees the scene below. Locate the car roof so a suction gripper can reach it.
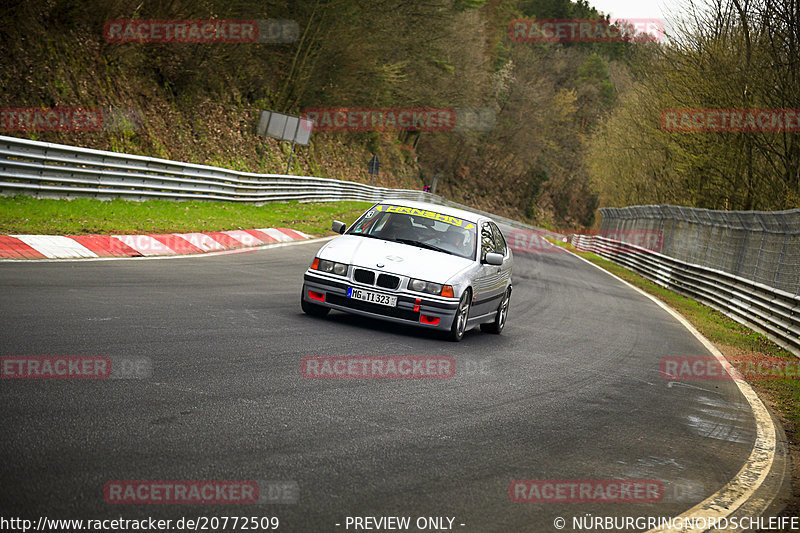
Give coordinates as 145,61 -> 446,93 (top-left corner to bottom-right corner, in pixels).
372,199 -> 485,224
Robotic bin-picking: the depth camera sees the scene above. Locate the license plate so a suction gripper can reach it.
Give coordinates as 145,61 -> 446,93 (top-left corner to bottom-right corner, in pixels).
347,287 -> 397,307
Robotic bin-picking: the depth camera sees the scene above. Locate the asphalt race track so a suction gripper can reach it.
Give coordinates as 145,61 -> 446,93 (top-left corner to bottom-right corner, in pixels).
0,231 -> 763,531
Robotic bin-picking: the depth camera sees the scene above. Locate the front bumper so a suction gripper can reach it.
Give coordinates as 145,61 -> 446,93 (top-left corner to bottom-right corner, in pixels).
302,271 -> 460,331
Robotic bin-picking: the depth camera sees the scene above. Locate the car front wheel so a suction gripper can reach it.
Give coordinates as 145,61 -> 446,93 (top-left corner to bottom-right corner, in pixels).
449,289 -> 471,342
481,287 -> 511,334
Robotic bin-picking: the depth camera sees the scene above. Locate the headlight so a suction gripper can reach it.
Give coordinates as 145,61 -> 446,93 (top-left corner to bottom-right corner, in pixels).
311,258 -> 348,276
408,278 -> 445,295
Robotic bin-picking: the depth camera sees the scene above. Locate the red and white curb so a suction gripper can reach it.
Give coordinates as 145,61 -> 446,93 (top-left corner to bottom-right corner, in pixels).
0,228 -> 311,260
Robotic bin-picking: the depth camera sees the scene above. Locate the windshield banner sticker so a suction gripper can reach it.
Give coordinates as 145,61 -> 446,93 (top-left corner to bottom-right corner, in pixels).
376,205 -> 475,229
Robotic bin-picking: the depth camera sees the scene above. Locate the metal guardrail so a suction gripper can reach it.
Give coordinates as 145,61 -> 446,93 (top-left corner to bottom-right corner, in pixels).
572,233 -> 800,357
0,135 -> 438,204
599,205 -> 800,296
0,134 -> 553,237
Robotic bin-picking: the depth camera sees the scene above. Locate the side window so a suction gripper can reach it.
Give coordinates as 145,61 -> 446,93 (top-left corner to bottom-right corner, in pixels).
481,223 -> 496,261
491,223 -> 507,256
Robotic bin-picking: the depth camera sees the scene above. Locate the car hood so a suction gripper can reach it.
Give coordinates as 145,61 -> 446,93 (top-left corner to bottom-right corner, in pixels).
317,235 -> 473,283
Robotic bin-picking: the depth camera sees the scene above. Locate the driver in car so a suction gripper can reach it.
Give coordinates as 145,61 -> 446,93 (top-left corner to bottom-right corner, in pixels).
381,215 -> 416,241
442,225 -> 471,255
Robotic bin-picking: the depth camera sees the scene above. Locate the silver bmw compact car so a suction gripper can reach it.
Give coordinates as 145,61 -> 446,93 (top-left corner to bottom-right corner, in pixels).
301,200 -> 513,341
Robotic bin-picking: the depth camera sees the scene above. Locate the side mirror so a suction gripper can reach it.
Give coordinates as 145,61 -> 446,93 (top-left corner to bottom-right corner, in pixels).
332,220 -> 347,234
485,252 -> 504,266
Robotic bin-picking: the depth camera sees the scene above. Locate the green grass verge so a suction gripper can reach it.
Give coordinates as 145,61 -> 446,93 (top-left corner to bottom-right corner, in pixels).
553,239 -> 800,440
0,196 -> 372,236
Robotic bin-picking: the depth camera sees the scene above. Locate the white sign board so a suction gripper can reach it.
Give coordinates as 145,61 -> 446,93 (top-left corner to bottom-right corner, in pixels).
257,110 -> 312,145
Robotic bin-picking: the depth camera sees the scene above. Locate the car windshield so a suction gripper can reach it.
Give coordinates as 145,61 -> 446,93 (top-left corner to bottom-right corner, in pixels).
348,205 -> 477,260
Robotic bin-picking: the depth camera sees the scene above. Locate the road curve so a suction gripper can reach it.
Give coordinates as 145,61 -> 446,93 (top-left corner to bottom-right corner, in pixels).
0,232 -> 770,531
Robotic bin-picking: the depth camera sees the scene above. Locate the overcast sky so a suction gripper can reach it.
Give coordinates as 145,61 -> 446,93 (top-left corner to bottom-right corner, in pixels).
591,0 -> 677,21
588,0 -> 695,40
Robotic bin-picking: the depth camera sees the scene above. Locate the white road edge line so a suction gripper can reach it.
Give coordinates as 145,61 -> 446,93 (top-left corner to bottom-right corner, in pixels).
563,246 -> 778,533
0,236 -> 335,263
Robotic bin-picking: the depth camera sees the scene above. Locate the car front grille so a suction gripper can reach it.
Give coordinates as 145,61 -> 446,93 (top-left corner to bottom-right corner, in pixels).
354,268 -> 375,285
376,274 -> 400,289
353,268 -> 400,290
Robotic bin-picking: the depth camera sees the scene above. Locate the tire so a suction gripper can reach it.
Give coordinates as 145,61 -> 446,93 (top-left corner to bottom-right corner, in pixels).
448,289 -> 472,342
301,291 -> 330,317
481,287 -> 511,334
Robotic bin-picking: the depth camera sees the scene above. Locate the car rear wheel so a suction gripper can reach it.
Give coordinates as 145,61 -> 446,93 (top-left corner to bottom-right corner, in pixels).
449,289 -> 471,342
301,291 -> 330,317
481,287 -> 511,334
